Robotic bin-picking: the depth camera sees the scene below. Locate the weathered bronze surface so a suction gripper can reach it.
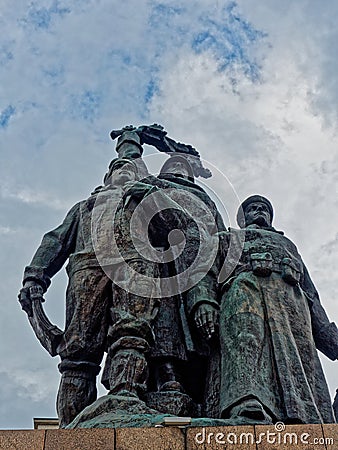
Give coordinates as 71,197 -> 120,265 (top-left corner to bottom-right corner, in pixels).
19,126 -> 337,428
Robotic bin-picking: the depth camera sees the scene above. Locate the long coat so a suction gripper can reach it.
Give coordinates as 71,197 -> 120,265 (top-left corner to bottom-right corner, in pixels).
216,224 -> 337,423
138,174 -> 225,361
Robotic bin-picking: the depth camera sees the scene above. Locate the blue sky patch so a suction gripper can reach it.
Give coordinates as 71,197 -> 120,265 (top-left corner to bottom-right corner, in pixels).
144,1 -> 266,99
0,43 -> 14,67
24,1 -> 71,30
192,2 -> 266,81
144,79 -> 157,104
149,3 -> 185,28
0,105 -> 15,129
104,49 -> 134,71
70,90 -> 102,122
42,65 -> 65,87
28,7 -> 51,29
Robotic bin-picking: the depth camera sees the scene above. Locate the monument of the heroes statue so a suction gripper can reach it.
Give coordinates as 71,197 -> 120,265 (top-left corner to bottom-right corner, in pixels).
18,124 -> 338,428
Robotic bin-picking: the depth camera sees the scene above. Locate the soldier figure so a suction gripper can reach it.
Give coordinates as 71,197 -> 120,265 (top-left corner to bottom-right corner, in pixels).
213,195 -> 338,423
19,144 -> 142,427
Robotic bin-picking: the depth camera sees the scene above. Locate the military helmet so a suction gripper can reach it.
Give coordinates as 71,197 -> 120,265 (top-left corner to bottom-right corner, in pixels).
236,195 -> 274,228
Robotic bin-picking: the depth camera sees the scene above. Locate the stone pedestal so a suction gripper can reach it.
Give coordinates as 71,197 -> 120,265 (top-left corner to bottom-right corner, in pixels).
0,424 -> 336,449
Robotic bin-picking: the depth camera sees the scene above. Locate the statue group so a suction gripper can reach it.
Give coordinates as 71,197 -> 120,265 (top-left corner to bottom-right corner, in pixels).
19,125 -> 338,428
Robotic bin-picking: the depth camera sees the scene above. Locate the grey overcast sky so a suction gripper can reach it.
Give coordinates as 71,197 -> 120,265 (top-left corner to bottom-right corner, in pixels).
0,0 -> 337,429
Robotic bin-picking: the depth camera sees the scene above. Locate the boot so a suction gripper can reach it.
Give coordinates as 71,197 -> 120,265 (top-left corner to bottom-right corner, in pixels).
106,336 -> 149,397
229,399 -> 273,423
56,360 -> 100,428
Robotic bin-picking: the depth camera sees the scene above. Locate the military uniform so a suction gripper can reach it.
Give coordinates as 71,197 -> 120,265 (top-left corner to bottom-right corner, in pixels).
218,224 -> 338,423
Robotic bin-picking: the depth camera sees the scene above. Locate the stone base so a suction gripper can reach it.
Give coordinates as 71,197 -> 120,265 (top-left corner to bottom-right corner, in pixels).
65,393 -> 278,429
66,393 -> 266,429
66,394 -> 172,429
0,424 -> 336,449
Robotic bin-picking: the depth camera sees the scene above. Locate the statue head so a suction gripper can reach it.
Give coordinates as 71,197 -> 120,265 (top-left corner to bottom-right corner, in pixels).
237,195 -> 274,228
103,158 -> 138,186
159,155 -> 194,181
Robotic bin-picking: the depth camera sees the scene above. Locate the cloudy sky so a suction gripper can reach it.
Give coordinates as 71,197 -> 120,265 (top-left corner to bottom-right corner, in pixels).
0,0 -> 337,429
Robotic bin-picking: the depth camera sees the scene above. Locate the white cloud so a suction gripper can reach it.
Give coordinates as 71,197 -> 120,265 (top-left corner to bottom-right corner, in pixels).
0,225 -> 15,235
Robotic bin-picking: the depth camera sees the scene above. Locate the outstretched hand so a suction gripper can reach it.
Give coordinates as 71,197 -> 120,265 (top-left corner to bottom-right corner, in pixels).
194,303 -> 219,340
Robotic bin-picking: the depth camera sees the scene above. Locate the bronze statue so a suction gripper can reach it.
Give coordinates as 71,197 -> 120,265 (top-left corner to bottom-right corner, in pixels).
102,145 -> 225,415
213,195 -> 338,423
19,125 -> 222,426
18,126 -> 337,428
19,156 -> 141,427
